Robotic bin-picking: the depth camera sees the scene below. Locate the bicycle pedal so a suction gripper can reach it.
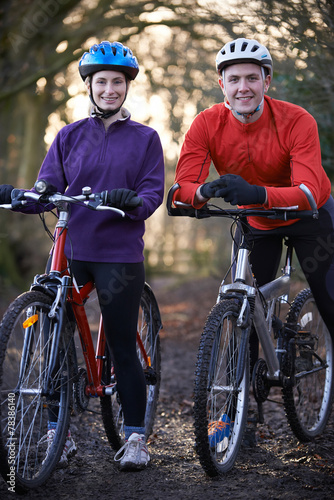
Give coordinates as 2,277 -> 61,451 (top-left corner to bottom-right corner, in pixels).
144,366 -> 157,385
297,329 -> 311,336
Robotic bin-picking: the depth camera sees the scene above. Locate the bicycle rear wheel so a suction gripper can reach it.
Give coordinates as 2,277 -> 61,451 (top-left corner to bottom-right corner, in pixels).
100,283 -> 162,449
193,299 -> 249,477
0,291 -> 72,491
283,288 -> 333,441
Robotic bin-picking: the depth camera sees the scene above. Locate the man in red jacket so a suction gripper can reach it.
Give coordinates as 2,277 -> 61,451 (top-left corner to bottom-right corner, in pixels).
174,37 -> 334,340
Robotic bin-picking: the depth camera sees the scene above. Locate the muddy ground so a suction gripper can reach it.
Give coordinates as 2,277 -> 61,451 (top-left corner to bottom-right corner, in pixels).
0,276 -> 333,499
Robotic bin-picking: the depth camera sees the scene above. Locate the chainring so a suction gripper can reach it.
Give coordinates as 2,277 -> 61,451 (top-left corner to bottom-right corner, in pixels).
252,358 -> 271,403
73,368 -> 90,413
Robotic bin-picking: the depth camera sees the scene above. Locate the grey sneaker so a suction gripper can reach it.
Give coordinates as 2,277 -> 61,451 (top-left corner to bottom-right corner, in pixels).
59,432 -> 77,467
39,429 -> 77,468
114,433 -> 150,471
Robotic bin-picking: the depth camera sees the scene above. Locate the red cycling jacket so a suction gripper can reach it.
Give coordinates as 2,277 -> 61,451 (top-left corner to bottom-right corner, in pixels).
174,95 -> 331,229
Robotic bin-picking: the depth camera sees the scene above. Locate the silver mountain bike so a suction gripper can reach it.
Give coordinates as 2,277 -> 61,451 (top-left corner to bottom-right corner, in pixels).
167,183 -> 333,477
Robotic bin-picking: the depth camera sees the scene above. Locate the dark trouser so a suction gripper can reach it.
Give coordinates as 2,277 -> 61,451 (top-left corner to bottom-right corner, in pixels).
237,196 -> 334,367
71,261 -> 146,427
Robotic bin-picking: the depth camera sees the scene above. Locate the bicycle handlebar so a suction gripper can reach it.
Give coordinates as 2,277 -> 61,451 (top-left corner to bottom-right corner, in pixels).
0,185 -> 143,216
166,183 -> 319,221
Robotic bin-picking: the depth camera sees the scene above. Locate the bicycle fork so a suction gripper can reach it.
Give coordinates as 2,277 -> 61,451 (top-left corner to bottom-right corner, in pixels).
219,248 -> 256,385
219,244 -> 292,383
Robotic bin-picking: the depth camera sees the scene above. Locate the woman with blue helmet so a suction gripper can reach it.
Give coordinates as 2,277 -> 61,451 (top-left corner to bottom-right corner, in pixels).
79,41 -> 139,119
0,41 -> 165,471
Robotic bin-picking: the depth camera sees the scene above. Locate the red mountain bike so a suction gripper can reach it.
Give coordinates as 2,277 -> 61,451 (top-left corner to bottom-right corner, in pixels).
0,182 -> 162,492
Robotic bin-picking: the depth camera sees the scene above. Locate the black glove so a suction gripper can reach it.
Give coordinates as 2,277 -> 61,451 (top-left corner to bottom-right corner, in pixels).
214,174 -> 266,205
199,177 -> 229,199
107,188 -> 139,210
0,184 -> 14,204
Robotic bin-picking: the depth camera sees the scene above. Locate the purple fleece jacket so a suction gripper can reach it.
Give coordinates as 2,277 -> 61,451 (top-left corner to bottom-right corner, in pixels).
27,114 -> 165,263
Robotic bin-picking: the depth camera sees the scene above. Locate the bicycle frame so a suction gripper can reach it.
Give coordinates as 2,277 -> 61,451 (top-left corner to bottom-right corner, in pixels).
219,225 -> 293,380
30,205 -> 107,396
32,203 -> 151,398
166,182 -> 319,382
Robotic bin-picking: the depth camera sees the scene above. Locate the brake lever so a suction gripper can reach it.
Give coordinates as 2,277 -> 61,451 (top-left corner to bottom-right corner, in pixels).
11,189 -> 27,209
84,193 -> 104,209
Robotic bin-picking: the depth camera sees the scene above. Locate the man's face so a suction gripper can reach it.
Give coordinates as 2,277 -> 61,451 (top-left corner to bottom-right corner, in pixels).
219,63 -> 271,121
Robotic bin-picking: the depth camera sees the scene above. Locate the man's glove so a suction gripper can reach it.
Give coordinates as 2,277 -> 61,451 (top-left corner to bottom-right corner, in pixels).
214,174 -> 266,205
0,184 -> 14,204
107,188 -> 139,210
199,177 -> 229,199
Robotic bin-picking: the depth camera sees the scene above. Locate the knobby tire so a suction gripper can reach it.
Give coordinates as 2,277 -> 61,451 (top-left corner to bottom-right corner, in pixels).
193,299 -> 249,477
0,291 -> 73,492
283,288 -> 333,442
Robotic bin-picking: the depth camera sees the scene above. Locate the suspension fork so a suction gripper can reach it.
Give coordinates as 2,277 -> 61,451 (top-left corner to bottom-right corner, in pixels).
43,275 -> 72,394
236,296 -> 254,385
219,217 -> 256,386
208,293 -> 254,391
17,323 -> 35,391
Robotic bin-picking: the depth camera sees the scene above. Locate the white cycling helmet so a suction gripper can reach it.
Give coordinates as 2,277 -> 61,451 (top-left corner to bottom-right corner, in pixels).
216,38 -> 273,78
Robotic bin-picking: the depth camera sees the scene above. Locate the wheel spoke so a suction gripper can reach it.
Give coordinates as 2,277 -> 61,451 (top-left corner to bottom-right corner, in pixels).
194,299 -> 249,476
0,291 -> 71,491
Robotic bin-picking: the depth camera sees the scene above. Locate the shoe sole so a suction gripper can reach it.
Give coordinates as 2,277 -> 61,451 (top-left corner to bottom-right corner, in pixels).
118,459 -> 149,472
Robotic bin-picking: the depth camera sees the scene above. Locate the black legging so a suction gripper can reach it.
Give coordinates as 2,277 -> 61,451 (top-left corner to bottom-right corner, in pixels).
244,196 -> 334,364
71,261 -> 146,427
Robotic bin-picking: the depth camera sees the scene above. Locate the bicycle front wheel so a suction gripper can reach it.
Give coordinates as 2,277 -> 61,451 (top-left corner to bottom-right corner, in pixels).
193,299 -> 250,477
283,288 -> 333,442
0,291 -> 72,492
100,283 -> 162,449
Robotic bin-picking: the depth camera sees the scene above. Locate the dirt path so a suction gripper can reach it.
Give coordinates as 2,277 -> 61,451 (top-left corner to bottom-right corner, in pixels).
0,276 -> 333,499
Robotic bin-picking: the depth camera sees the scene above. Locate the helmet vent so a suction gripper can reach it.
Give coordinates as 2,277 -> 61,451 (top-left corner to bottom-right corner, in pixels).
100,47 -> 105,55
230,43 -> 235,52
251,45 -> 259,52
241,42 -> 248,51
112,46 -> 117,56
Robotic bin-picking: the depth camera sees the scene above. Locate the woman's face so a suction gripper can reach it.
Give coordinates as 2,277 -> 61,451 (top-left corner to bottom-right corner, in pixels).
87,70 -> 127,111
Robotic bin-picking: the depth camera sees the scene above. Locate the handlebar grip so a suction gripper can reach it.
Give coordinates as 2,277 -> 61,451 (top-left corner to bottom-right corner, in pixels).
268,210 -> 316,221
285,210 -> 315,220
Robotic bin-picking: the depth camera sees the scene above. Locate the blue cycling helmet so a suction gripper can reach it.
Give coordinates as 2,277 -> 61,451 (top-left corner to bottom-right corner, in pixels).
79,41 -> 139,81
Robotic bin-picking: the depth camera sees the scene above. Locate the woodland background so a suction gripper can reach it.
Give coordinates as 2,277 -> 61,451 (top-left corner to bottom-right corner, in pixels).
0,0 -> 333,297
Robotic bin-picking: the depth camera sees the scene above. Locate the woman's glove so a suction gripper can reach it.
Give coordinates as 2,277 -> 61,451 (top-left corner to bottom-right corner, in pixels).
0,184 -> 14,204
213,174 -> 266,205
107,188 -> 140,210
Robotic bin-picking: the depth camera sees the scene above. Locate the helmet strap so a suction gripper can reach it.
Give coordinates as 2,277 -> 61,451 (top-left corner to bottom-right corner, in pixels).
224,97 -> 264,120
